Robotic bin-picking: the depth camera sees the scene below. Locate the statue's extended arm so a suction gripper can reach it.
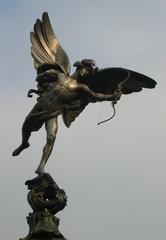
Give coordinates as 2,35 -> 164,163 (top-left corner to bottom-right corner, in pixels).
76,83 -> 121,102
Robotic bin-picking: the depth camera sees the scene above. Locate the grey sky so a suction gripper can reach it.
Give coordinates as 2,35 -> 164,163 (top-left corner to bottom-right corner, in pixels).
0,1 -> 165,239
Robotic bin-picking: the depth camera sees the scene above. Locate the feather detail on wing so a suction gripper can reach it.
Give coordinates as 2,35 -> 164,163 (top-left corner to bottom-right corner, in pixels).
30,12 -> 70,74
82,67 -> 157,95
62,68 -> 157,127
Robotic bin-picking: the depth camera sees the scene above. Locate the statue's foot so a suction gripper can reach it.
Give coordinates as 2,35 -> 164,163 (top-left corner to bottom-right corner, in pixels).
35,167 -> 44,175
12,143 -> 30,156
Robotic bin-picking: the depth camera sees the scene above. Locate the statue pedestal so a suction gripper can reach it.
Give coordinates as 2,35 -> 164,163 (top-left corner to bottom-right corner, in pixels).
20,173 -> 67,240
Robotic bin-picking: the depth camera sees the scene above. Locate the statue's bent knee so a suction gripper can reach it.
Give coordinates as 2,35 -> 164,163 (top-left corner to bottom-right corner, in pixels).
47,135 -> 56,144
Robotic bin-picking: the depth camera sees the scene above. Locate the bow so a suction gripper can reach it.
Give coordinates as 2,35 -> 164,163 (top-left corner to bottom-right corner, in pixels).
98,69 -> 131,126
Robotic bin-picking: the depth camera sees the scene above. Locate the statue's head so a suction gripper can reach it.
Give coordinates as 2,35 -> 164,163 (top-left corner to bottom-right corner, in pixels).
73,59 -> 96,78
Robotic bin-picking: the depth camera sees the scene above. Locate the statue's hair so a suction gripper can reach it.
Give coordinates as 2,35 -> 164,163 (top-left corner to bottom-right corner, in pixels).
73,59 -> 96,68
81,59 -> 96,67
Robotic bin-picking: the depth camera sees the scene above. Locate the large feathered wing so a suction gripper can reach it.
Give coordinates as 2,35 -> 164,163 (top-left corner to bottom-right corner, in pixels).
63,67 -> 157,127
30,12 -> 70,74
83,67 -> 157,94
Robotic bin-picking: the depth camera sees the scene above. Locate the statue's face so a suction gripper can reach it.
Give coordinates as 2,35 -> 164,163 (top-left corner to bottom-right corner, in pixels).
79,66 -> 91,78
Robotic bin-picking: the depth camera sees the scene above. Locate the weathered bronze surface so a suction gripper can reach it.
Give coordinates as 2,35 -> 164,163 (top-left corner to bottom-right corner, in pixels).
13,12 -> 157,240
20,173 -> 67,240
12,12 -> 157,175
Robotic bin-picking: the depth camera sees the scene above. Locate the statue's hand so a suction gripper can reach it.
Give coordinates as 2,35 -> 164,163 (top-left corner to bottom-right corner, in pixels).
112,87 -> 122,102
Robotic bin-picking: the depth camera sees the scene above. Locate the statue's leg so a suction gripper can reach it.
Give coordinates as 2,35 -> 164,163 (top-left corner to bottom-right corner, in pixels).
35,117 -> 58,175
12,121 -> 31,156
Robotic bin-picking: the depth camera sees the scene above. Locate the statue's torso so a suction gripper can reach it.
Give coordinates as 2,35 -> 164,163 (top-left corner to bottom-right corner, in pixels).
25,71 -> 83,131
37,72 -> 80,112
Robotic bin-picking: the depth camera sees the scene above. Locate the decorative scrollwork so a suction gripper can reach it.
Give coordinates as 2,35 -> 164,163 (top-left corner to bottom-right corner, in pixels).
21,173 -> 67,240
26,173 -> 67,214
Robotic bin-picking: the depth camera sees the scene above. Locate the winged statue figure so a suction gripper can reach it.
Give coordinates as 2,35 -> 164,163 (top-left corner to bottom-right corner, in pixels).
12,12 -> 157,175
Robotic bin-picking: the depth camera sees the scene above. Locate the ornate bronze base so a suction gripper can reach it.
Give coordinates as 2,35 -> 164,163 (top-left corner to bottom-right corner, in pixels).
20,173 -> 67,240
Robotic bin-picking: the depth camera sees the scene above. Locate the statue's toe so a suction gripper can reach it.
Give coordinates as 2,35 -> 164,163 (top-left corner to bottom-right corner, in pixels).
12,149 -> 20,156
12,143 -> 30,156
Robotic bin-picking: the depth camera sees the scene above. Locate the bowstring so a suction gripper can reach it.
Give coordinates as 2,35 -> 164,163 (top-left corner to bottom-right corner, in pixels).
97,69 -> 119,126
97,69 -> 131,126
98,101 -> 116,126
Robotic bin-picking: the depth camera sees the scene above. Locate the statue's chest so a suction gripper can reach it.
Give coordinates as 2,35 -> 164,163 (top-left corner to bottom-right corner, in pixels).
56,78 -> 79,98
43,79 -> 78,104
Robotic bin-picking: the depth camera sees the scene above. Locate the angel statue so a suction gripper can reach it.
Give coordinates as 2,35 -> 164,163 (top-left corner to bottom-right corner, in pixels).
12,12 -> 157,175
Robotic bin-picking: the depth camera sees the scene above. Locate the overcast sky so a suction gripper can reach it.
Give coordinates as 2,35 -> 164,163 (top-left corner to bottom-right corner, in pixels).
0,1 -> 165,239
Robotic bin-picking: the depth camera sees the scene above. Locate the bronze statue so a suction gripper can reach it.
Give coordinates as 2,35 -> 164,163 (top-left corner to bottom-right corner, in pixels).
12,12 -> 157,175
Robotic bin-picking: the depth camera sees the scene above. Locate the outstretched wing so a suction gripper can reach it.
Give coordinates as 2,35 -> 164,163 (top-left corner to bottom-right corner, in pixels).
63,67 -> 157,127
83,67 -> 157,95
30,12 -> 70,74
